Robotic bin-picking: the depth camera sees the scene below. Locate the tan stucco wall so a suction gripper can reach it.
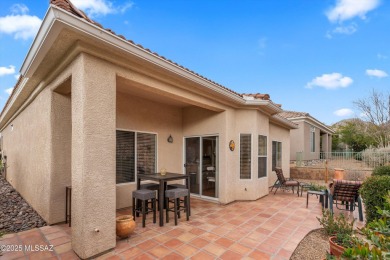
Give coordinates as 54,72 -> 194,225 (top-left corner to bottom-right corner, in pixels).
116,92 -> 183,208
289,121 -> 304,160
1,87 -> 52,222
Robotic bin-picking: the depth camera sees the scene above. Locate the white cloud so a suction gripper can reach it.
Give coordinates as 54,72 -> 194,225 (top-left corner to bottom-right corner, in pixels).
326,0 -> 381,23
306,73 -> 353,89
0,5 -> 42,40
0,65 -> 16,77
10,4 -> 29,15
326,23 -> 358,38
334,108 -> 354,117
366,69 -> 388,78
377,53 -> 388,60
71,0 -> 133,17
5,87 -> 14,95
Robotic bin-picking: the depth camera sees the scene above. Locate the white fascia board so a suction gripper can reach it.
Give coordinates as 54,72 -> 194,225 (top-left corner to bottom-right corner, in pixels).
44,6 -> 245,104
0,77 -> 29,124
245,99 -> 283,114
271,114 -> 298,129
288,116 -> 334,134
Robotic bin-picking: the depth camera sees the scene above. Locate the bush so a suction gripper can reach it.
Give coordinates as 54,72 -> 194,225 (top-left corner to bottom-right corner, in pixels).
360,176 -> 390,223
317,209 -> 354,237
361,147 -> 390,167
373,165 -> 390,176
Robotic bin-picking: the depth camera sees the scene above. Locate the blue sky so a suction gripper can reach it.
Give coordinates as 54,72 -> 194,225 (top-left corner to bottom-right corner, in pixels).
0,0 -> 389,125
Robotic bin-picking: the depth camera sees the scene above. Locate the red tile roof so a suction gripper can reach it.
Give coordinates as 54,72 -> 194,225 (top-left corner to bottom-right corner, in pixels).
49,0 -> 245,97
279,110 -> 310,119
242,93 -> 270,100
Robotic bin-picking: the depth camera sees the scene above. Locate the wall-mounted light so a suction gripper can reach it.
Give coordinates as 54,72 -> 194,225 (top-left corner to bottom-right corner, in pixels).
167,135 -> 173,143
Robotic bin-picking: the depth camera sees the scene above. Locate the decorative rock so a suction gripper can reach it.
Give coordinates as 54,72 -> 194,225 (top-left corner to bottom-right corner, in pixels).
0,176 -> 46,234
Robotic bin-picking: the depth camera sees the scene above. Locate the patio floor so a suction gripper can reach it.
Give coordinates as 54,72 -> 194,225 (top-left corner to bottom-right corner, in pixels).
0,190 -> 364,260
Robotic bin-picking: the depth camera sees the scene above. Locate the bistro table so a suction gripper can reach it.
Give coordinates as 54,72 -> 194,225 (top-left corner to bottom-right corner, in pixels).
137,172 -> 190,226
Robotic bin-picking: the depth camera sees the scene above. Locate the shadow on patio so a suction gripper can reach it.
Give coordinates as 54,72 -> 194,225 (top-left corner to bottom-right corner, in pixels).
0,191 -> 364,260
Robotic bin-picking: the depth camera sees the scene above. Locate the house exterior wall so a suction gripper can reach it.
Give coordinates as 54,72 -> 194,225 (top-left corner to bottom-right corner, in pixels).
289,121 -> 304,161
116,92 -> 183,208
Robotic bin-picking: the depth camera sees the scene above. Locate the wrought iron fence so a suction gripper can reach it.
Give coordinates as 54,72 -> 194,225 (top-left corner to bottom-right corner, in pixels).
295,151 -> 390,170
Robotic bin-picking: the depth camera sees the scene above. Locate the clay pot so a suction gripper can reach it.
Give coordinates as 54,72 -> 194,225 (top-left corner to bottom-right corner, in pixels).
334,168 -> 344,180
116,215 -> 136,239
329,236 -> 345,257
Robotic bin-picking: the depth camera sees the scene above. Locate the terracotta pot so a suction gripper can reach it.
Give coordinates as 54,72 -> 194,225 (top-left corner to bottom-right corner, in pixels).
334,168 -> 344,180
329,236 -> 345,257
116,215 -> 136,239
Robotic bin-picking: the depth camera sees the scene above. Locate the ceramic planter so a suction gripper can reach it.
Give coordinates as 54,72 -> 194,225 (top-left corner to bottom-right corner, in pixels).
329,236 -> 345,257
116,215 -> 136,239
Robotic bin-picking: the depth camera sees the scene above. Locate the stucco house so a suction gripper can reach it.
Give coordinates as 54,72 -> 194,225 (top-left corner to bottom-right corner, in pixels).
0,0 -> 297,258
279,110 -> 334,162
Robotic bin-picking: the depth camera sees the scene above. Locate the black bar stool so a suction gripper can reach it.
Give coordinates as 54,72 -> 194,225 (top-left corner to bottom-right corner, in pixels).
165,188 -> 189,225
132,189 -> 156,228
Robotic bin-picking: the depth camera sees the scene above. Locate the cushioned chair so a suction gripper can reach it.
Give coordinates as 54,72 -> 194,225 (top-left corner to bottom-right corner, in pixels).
165,188 -> 190,225
328,179 -> 363,221
132,189 -> 156,228
271,167 -> 300,196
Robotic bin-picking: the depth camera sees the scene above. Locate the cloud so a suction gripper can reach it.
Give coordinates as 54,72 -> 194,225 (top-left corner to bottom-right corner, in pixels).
306,73 -> 353,89
71,0 -> 133,17
0,65 -> 16,77
5,87 -> 14,95
366,69 -> 388,78
334,108 -> 354,117
326,0 -> 381,23
0,5 -> 42,40
326,23 -> 358,38
377,53 -> 388,60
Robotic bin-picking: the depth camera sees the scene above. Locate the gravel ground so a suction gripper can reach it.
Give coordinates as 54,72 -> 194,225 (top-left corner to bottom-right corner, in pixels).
290,228 -> 329,260
0,175 -> 46,234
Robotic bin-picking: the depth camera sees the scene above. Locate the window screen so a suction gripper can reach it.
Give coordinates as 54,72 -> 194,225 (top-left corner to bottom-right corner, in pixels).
116,130 -> 135,184
240,134 -> 251,179
258,135 -> 267,178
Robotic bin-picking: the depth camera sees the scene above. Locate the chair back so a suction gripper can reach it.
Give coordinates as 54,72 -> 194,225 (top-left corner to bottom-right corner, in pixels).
331,179 -> 362,203
275,168 -> 286,185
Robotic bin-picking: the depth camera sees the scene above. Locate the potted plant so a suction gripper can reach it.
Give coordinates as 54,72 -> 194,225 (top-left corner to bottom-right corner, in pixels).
116,215 -> 136,239
317,209 -> 355,257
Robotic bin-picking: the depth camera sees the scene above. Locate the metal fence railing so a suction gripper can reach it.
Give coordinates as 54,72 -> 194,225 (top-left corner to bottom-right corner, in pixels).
295,151 -> 390,170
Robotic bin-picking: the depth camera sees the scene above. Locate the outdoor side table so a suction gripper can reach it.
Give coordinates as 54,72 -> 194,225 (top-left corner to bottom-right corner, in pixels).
299,182 -> 311,197
306,190 -> 328,209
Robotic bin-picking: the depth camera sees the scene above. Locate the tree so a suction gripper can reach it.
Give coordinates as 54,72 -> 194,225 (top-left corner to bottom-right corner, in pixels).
337,120 -> 377,152
354,89 -> 390,147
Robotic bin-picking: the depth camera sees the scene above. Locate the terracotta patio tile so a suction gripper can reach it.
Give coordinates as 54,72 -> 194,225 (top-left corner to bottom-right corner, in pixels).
49,235 -> 71,246
190,250 -> 215,260
164,238 -> 183,249
220,249 -> 244,260
166,228 -> 185,237
199,232 -> 220,242
0,250 -> 26,260
215,237 -> 234,248
132,253 -> 154,260
248,249 -> 271,260
1,233 -> 16,239
239,237 -> 259,248
203,242 -> 227,257
28,250 -> 56,260
276,248 -> 294,259
153,234 -> 172,244
229,243 -> 252,255
263,237 -> 285,247
257,242 -> 280,255
147,245 -> 171,258
190,237 -> 209,249
189,228 -> 205,236
45,231 -> 67,241
120,247 -> 143,259
54,242 -> 72,254
176,232 -> 196,242
161,252 -> 185,260
59,250 -> 80,260
137,239 -> 159,251
175,244 -> 198,257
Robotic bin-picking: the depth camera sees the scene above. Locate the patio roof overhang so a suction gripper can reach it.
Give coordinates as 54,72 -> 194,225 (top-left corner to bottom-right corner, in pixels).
0,4 -> 292,130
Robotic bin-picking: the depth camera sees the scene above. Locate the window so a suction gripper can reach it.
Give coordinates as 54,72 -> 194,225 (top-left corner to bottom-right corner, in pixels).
240,134 -> 251,179
258,135 -> 267,178
116,130 -> 156,184
310,126 -> 315,152
272,141 -> 282,171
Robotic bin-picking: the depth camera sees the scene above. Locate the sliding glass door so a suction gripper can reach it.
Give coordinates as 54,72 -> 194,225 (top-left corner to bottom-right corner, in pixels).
184,136 -> 218,199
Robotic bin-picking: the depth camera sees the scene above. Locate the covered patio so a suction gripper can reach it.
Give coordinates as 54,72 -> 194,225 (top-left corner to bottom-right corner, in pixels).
0,191 -> 364,260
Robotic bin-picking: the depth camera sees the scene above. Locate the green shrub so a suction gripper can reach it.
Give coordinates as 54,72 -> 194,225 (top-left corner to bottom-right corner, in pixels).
317,209 -> 354,237
360,176 -> 390,223
373,165 -> 390,176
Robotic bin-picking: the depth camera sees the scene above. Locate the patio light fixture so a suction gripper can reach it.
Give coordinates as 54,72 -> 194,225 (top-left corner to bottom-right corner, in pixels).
167,135 -> 173,143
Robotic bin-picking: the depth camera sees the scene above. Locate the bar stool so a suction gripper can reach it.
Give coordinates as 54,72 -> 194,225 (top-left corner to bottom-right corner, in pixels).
165,188 -> 190,225
140,182 -> 160,208
167,183 -> 191,216
132,189 -> 157,228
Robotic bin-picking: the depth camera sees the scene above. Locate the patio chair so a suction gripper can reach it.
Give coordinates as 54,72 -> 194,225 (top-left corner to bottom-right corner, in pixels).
271,168 -> 300,196
328,179 -> 363,221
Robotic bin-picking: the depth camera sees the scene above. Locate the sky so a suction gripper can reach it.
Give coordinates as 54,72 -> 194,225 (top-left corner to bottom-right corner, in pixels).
0,0 -> 389,125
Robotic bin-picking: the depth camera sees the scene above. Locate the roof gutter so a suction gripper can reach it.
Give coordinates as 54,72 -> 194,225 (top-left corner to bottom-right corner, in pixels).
271,114 -> 298,129
287,116 -> 335,134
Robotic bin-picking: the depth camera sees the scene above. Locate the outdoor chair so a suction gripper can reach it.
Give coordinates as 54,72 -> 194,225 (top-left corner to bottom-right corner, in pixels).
328,179 -> 363,221
271,168 -> 300,196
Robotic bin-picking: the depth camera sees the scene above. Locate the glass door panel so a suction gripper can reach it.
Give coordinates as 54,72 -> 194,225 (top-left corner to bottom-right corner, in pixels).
202,137 -> 218,198
185,137 -> 200,195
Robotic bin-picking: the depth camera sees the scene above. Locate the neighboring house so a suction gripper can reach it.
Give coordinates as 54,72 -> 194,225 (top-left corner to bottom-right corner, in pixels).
280,110 -> 334,161
0,0 -> 296,258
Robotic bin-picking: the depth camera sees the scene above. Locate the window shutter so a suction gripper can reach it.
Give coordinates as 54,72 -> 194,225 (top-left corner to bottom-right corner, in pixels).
258,135 -> 267,178
240,134 -> 251,179
116,130 -> 135,184
137,133 -> 156,175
